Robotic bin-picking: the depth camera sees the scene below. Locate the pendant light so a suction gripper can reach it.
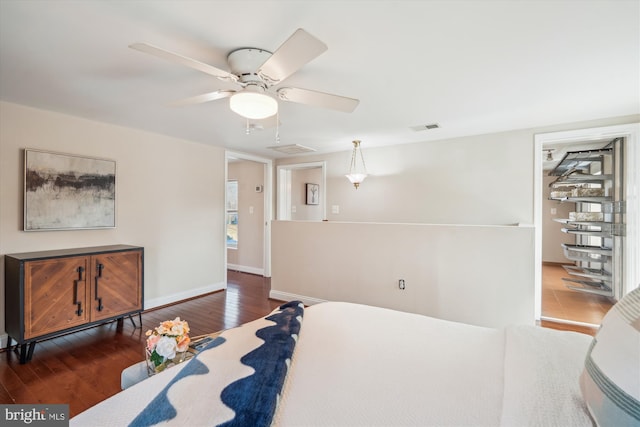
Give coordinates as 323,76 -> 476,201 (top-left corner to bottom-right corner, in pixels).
345,140 -> 367,189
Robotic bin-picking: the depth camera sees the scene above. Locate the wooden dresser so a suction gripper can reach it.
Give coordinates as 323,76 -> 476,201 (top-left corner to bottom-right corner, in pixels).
4,245 -> 143,363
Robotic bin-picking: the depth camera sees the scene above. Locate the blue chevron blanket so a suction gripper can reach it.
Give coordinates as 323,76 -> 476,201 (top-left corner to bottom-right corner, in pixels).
128,301 -> 304,427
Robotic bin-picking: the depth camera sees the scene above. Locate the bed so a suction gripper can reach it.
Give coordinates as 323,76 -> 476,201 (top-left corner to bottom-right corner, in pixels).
70,288 -> 640,427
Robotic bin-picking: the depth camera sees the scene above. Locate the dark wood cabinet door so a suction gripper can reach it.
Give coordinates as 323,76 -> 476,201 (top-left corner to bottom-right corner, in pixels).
90,250 -> 142,321
24,256 -> 90,339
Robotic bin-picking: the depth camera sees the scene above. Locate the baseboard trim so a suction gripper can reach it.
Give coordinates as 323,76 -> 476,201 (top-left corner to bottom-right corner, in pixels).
269,290 -> 326,306
227,264 -> 264,276
145,281 -> 226,311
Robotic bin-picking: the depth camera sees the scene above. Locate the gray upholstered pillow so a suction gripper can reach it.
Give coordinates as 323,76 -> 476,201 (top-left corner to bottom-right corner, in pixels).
580,286 -> 640,426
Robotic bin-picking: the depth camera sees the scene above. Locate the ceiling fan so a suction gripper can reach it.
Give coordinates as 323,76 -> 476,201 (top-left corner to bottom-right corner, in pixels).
129,28 -> 359,120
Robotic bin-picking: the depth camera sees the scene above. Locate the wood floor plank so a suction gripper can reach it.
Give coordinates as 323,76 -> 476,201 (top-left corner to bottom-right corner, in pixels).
542,263 -> 614,325
0,382 -> 13,403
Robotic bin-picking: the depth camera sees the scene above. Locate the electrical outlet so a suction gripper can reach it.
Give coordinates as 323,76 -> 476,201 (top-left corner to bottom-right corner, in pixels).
332,205 -> 340,214
551,207 -> 557,215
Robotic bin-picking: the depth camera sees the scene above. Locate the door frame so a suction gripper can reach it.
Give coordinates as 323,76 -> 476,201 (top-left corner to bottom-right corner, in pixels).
276,161 -> 327,221
534,122 -> 640,322
225,151 -> 273,278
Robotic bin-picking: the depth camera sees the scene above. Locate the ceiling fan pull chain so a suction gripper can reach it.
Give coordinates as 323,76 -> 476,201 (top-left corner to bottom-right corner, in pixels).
275,110 -> 280,143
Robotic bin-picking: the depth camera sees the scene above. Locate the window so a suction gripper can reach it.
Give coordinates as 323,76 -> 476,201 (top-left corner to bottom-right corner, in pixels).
226,180 -> 238,249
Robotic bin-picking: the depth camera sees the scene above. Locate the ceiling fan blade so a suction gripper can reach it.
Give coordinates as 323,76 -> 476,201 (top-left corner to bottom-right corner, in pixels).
168,90 -> 235,107
257,29 -> 327,85
129,43 -> 238,83
277,87 -> 359,113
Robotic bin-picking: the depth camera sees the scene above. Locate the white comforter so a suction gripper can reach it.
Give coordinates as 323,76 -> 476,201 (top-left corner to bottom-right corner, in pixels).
71,302 -> 594,426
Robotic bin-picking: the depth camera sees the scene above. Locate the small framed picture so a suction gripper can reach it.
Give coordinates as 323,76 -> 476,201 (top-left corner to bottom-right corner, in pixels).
306,183 -> 319,205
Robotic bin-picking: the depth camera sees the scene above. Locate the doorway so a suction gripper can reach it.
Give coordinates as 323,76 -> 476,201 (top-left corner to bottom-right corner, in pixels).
276,161 -> 327,221
225,151 -> 273,278
534,123 -> 640,327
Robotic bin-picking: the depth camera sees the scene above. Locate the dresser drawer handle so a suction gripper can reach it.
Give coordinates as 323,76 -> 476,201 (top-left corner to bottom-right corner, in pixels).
73,266 -> 84,316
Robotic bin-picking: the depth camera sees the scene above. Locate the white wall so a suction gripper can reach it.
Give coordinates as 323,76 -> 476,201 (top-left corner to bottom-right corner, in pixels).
0,102 -> 227,339
273,115 -> 639,327
277,115 -> 639,226
291,167 -> 323,221
2,101 -> 636,337
271,221 -> 535,328
227,160 -> 265,274
281,131 -> 533,225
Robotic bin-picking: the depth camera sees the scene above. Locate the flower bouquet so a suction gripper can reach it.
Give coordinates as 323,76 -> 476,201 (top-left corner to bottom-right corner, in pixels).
145,317 -> 191,376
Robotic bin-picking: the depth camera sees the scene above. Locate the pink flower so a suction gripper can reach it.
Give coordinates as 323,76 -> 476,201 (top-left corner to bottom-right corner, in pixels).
146,334 -> 161,351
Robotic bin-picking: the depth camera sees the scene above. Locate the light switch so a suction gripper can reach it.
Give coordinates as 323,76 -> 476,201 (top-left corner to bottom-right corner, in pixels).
249,206 -> 254,214
332,205 -> 339,214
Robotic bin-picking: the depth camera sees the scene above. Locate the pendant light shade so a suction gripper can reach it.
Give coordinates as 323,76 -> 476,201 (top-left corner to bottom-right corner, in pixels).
345,140 -> 367,189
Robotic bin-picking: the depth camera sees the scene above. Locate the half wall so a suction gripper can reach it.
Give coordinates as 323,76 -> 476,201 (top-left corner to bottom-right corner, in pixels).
271,220 -> 535,328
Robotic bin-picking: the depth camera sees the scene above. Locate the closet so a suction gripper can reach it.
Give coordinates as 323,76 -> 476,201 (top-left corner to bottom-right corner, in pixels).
547,138 -> 624,298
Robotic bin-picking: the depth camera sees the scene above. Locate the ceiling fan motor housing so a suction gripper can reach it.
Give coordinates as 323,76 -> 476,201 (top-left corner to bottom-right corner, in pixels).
227,48 -> 272,87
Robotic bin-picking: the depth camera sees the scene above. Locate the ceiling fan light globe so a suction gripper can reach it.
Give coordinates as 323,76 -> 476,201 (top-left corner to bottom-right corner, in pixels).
230,92 -> 278,120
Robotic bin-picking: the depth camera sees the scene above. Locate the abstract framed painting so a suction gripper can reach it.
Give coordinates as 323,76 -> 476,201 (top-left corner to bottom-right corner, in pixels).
24,149 -> 116,231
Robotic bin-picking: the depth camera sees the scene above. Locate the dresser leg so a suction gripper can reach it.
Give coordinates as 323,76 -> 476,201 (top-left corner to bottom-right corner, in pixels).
18,343 -> 28,364
26,342 -> 36,362
16,342 -> 37,364
125,313 -> 142,329
128,313 -> 142,328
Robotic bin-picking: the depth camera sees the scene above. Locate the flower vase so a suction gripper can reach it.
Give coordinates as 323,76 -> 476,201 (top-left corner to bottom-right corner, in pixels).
145,348 -> 187,376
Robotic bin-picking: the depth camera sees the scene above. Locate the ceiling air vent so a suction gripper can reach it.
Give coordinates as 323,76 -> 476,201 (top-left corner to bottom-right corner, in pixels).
410,123 -> 440,131
266,144 -> 317,155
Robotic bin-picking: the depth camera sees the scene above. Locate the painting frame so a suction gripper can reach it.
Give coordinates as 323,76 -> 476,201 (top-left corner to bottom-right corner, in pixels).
305,183 -> 319,205
24,149 -> 116,231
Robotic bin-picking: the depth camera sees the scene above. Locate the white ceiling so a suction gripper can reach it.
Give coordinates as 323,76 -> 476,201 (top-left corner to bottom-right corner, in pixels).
1,0 -> 638,159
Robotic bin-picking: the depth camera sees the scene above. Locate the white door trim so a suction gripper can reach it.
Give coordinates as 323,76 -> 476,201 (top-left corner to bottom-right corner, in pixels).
276,161 -> 327,221
534,123 -> 640,321
225,151 -> 273,277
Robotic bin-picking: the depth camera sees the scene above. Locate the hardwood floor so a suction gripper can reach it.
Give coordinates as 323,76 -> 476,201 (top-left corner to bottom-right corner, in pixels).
541,262 -> 614,335
0,270 -> 280,418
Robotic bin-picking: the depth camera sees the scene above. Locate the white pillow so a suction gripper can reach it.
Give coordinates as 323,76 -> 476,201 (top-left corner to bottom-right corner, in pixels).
580,286 -> 640,426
